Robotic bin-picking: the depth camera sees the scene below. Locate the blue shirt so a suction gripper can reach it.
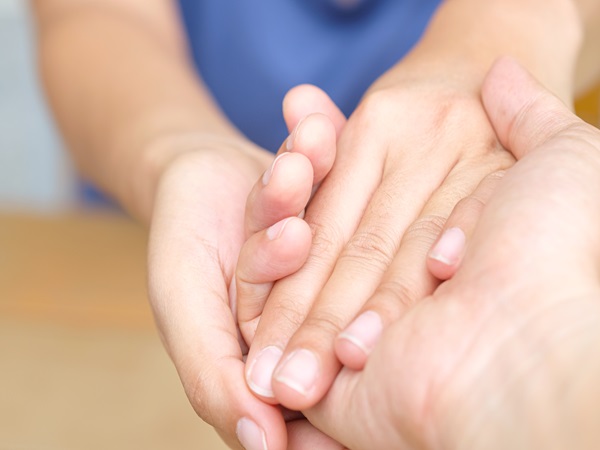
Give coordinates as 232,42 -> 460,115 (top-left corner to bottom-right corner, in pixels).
177,0 -> 441,152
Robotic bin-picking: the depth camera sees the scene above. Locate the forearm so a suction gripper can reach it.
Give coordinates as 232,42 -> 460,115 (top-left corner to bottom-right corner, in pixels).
32,0 -> 244,222
397,0 -> 598,102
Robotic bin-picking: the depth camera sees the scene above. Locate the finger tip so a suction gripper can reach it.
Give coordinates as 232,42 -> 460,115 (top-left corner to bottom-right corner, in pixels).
335,335 -> 368,370
235,406 -> 289,450
271,348 -> 329,411
283,85 -> 346,135
273,217 -> 312,261
292,114 -> 337,181
427,255 -> 458,280
272,376 -> 317,411
245,346 -> 283,403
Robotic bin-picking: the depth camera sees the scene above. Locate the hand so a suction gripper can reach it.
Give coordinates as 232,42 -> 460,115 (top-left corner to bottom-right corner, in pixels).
236,107 -> 344,347
146,86 -> 345,449
244,51 -> 515,410
304,58 -> 600,449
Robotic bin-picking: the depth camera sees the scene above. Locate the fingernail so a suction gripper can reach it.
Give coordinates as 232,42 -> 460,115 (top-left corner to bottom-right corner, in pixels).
428,227 -> 466,265
266,217 -> 292,241
337,310 -> 383,356
262,152 -> 290,186
286,118 -> 305,151
273,349 -> 319,397
236,417 -> 268,450
246,346 -> 282,398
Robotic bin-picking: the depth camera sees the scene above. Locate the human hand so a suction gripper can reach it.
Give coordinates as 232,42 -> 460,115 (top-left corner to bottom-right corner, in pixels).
304,57 -> 600,449
244,50 -> 515,410
146,85 -> 345,450
235,102 -> 345,347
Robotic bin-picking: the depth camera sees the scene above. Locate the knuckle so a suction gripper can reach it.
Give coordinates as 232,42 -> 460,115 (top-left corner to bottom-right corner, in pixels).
236,288 -> 267,323
303,309 -> 346,340
308,216 -> 346,259
377,277 -> 422,310
434,182 -> 472,207
425,92 -> 480,134
339,227 -> 398,274
403,214 -> 446,247
186,362 -> 221,425
359,89 -> 397,117
268,295 -> 310,334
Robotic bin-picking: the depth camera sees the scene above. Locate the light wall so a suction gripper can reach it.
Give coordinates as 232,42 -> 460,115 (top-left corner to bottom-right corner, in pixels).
0,0 -> 76,211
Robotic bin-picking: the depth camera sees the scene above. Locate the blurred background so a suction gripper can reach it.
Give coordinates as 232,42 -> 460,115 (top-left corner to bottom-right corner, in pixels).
0,1 -> 598,449
0,1 -> 227,448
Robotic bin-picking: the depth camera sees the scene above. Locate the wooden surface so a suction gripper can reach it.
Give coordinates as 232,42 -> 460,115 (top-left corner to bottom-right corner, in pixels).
575,85 -> 600,127
0,211 -> 228,450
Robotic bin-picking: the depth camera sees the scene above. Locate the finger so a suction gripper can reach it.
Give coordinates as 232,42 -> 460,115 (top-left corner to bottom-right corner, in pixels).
286,112 -> 338,188
245,150 -> 314,236
335,163 -> 511,371
149,247 -> 288,450
247,123 -> 460,407
287,419 -> 345,450
283,86 -> 346,186
306,322 -> 425,450
237,217 -> 312,347
266,155 -> 456,409
244,128 -> 389,403
149,179 -> 289,449
482,57 -> 581,160
245,113 -> 337,236
427,170 -> 507,280
283,84 -> 347,136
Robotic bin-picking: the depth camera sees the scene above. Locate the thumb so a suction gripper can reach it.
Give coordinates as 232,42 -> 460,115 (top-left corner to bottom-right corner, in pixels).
283,84 -> 347,135
482,57 -> 580,160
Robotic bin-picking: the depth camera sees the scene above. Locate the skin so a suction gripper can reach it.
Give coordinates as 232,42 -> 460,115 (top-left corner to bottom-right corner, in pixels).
31,0 -> 600,448
32,1 -> 343,447
244,0 -> 600,422
303,57 -> 600,450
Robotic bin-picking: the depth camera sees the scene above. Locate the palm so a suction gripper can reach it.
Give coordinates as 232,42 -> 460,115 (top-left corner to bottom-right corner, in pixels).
147,145 -> 277,445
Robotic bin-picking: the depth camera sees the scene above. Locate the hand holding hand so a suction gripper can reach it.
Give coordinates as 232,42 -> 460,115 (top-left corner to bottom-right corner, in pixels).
245,50 -> 515,413
306,58 -> 600,450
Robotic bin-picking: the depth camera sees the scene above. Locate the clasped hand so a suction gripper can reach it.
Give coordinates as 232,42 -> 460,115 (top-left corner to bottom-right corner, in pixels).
234,56 -> 514,448
148,58 -> 600,450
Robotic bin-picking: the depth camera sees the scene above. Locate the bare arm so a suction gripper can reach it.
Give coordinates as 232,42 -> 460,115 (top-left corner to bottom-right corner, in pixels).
32,0 -> 250,222
31,2 -> 300,447
387,0 -> 600,101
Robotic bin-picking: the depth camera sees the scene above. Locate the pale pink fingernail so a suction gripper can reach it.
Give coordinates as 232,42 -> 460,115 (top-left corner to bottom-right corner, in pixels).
236,417 -> 268,450
266,217 -> 292,240
262,152 -> 291,185
428,227 -> 466,265
246,346 -> 282,398
286,117 -> 305,151
273,349 -> 319,397
337,311 -> 383,356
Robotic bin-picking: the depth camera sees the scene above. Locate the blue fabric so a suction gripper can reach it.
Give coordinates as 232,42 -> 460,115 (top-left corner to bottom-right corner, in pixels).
177,0 -> 441,152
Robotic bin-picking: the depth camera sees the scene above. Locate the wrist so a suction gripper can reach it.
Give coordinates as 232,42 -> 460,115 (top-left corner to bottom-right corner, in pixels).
395,0 -> 583,102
